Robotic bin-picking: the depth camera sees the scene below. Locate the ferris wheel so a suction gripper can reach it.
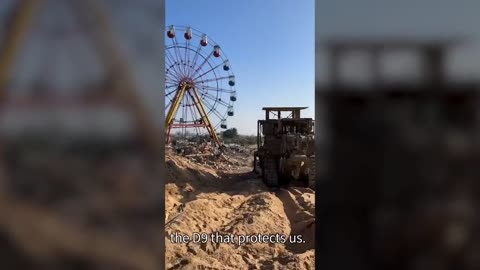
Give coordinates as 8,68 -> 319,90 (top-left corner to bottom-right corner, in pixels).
165,25 -> 237,146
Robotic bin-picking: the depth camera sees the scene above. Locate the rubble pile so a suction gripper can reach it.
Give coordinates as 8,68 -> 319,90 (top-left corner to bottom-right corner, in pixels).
167,140 -> 253,171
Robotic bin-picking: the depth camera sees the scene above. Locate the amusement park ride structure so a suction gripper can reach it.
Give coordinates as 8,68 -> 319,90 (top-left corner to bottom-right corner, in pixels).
164,25 -> 237,147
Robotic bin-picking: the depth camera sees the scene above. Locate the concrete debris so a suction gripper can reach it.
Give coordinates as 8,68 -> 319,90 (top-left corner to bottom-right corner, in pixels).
167,139 -> 253,171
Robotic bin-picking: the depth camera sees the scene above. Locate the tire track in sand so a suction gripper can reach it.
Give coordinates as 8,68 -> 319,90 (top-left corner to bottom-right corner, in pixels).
274,187 -> 315,254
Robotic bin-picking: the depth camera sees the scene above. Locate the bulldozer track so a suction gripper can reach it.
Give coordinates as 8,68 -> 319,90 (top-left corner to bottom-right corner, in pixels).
262,157 -> 279,187
274,186 -> 315,253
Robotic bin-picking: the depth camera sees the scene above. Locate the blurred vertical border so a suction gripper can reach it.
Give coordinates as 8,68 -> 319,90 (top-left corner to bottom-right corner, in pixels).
0,0 -> 165,269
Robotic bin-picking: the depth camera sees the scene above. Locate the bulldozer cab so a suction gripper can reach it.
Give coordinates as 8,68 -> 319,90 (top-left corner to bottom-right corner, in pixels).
256,107 -> 313,149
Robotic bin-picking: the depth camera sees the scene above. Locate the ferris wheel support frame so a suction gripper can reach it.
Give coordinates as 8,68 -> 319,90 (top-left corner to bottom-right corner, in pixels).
165,82 -> 221,146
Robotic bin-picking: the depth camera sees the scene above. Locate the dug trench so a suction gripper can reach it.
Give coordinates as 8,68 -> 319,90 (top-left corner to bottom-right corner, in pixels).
165,149 -> 315,270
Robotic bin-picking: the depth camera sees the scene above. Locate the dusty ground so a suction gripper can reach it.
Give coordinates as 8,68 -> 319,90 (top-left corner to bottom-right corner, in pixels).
165,146 -> 315,270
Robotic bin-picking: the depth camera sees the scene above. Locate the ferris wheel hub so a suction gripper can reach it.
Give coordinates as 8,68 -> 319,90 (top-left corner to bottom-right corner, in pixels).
179,78 -> 195,89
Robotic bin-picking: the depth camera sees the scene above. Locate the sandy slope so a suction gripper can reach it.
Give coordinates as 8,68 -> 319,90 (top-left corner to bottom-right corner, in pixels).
165,152 -> 315,269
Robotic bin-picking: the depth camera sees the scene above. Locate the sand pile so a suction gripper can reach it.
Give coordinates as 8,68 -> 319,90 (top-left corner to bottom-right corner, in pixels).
165,152 -> 315,270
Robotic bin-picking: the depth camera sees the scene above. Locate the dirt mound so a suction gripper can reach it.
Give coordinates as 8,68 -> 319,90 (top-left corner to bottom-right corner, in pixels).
165,152 -> 315,269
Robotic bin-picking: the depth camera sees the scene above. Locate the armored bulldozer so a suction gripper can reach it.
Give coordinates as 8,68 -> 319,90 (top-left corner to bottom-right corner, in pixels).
253,107 -> 315,188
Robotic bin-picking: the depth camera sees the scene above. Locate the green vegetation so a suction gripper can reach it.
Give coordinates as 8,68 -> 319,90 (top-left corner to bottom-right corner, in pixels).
221,128 -> 256,145
221,128 -> 238,139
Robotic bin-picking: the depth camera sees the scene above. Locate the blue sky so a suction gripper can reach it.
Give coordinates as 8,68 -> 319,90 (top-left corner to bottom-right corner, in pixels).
166,0 -> 314,135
